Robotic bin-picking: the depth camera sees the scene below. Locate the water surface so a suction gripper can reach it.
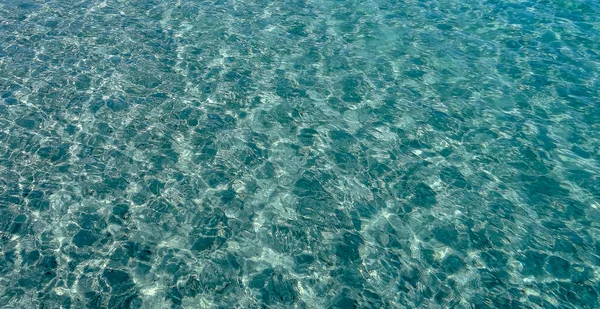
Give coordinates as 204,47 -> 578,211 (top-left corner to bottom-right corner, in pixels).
1,0 -> 599,308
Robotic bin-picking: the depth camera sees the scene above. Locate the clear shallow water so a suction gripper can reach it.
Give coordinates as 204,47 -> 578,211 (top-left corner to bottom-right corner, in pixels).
1,0 -> 599,308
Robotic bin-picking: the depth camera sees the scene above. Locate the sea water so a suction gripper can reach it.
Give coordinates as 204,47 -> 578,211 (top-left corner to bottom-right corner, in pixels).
0,0 -> 599,308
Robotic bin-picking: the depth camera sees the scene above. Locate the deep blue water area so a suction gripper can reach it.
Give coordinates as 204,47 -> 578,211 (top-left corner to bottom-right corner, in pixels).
1,0 -> 599,308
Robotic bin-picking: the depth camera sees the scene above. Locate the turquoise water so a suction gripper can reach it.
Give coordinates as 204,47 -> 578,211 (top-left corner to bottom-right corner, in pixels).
1,0 -> 599,308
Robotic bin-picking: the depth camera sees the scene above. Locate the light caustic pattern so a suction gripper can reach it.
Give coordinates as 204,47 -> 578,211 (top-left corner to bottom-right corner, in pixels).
0,0 -> 599,308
